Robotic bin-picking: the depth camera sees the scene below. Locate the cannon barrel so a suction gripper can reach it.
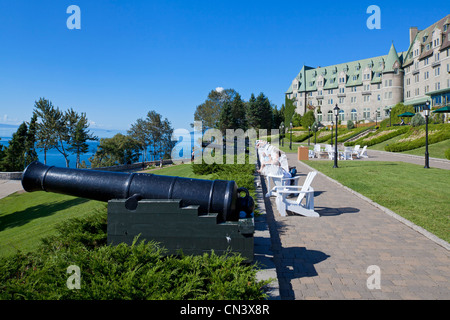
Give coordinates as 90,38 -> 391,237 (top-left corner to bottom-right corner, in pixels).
21,161 -> 254,222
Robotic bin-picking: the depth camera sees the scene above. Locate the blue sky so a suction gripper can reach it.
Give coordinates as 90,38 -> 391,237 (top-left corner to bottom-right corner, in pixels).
0,0 -> 449,135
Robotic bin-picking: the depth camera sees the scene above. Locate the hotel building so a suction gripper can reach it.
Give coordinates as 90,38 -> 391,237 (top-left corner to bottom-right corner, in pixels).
286,14 -> 450,124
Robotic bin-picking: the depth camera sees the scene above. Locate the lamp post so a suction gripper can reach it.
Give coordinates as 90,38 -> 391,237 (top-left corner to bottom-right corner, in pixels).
333,104 -> 340,168
308,125 -> 311,146
330,121 -> 334,146
424,101 -> 430,169
281,122 -> 284,147
289,122 -> 293,150
279,124 -> 282,148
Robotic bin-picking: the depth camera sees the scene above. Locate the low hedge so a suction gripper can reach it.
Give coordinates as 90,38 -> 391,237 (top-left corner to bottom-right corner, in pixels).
445,148 -> 450,160
345,126 -> 409,147
0,209 -> 269,300
385,124 -> 450,152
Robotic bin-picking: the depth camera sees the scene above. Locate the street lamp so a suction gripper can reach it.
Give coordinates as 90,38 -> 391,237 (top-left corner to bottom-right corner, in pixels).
330,121 -> 334,146
333,104 -> 340,168
424,101 -> 430,169
289,121 -> 293,150
308,125 -> 311,146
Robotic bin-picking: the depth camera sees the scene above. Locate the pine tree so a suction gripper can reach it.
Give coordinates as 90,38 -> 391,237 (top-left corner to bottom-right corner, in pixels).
0,122 -> 28,171
245,93 -> 259,129
256,93 -> 273,130
67,109 -> 97,168
24,113 -> 38,167
34,98 -> 57,165
230,93 -> 247,130
218,101 -> 233,134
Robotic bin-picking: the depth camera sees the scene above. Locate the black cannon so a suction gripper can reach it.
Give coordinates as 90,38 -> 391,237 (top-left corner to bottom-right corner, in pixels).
21,161 -> 255,222
22,161 -> 256,261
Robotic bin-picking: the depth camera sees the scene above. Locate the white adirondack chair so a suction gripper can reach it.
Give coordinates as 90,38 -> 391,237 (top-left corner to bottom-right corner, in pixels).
314,144 -> 321,158
325,144 -> 334,160
274,171 -> 319,217
357,145 -> 368,158
352,145 -> 360,158
341,147 -> 353,160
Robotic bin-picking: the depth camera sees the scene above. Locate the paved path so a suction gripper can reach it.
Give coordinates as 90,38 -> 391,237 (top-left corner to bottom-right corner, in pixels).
256,152 -> 450,300
0,180 -> 23,199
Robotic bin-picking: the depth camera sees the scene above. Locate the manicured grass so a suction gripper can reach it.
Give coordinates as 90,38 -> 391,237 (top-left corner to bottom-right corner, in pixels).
0,191 -> 105,257
304,160 -> 450,243
142,163 -> 214,179
401,139 -> 450,159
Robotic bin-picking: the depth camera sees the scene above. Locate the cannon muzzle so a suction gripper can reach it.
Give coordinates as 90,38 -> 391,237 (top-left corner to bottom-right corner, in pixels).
21,161 -> 254,222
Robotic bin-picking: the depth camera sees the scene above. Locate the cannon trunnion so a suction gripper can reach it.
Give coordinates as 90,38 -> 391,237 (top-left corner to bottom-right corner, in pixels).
22,161 -> 255,261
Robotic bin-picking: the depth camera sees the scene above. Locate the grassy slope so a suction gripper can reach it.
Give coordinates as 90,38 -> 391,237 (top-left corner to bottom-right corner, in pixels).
304,160 -> 450,243
0,191 -> 106,257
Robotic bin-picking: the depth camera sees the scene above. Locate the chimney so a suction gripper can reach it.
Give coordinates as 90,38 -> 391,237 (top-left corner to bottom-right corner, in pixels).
410,27 -> 418,44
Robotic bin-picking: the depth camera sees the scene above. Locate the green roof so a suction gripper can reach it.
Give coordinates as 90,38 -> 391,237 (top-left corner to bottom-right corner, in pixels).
384,43 -> 401,72
287,43 -> 404,94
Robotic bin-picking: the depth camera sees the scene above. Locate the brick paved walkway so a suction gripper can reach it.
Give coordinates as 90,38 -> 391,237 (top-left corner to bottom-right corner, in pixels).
256,151 -> 450,300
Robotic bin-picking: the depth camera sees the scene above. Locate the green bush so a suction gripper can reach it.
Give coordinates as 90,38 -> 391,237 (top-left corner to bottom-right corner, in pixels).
347,120 -> 355,130
0,210 -> 269,300
345,126 -> 406,147
385,124 -> 450,152
445,148 -> 450,160
411,113 -> 426,127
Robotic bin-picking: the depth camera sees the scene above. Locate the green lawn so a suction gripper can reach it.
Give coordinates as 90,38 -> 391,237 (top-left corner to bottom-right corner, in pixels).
401,139 -> 450,159
143,163 -> 213,178
0,191 -> 106,257
303,160 -> 450,243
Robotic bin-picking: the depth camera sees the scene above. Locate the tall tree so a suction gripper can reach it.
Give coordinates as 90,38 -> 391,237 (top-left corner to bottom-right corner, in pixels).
230,93 -> 247,130
218,101 -> 233,134
52,107 -> 71,167
24,113 -> 39,167
34,98 -> 57,165
66,108 -> 98,168
301,110 -> 316,129
193,88 -> 237,129
272,104 -> 285,129
128,118 -> 149,163
89,133 -> 140,167
245,93 -> 259,129
284,96 -> 296,128
0,122 -> 28,171
256,93 -> 273,130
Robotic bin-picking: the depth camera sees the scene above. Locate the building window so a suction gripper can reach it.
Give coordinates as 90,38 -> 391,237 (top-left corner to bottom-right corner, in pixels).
339,110 -> 345,121
424,57 -> 429,65
363,108 -> 371,119
364,95 -> 370,102
339,97 -> 345,104
424,71 -> 429,80
351,109 -> 357,121
406,78 -> 411,85
317,112 -> 322,122
339,87 -> 345,94
328,99 -> 333,105
435,67 -> 440,77
327,110 -> 333,122
435,82 -> 440,90
435,52 -> 440,61
377,94 -> 381,101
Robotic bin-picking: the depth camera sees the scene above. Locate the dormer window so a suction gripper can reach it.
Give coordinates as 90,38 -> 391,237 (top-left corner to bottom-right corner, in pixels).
444,24 -> 448,32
